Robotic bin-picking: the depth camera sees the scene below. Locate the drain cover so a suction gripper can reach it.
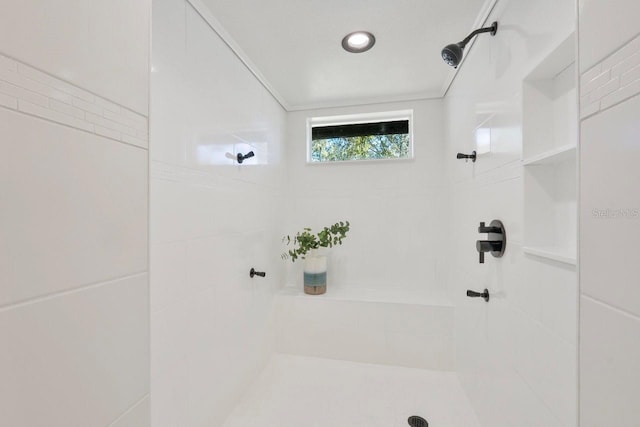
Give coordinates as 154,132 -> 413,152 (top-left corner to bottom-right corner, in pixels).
408,415 -> 428,427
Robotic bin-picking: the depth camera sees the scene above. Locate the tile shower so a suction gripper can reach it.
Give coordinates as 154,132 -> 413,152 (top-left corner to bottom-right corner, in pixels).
2,0 -> 640,425
150,0 -> 578,425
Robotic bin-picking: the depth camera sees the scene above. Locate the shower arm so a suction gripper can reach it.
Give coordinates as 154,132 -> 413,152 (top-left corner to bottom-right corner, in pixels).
459,22 -> 498,48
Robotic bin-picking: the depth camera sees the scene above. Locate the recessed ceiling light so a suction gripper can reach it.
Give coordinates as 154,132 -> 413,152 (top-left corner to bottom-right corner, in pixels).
342,31 -> 376,53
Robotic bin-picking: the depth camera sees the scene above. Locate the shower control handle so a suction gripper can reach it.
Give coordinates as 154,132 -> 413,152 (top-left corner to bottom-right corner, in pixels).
478,222 -> 502,234
476,240 -> 503,252
466,288 -> 490,302
476,219 -> 506,264
476,240 -> 503,264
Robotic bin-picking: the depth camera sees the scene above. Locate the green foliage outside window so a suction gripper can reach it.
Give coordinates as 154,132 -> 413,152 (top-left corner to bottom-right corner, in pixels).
311,133 -> 410,162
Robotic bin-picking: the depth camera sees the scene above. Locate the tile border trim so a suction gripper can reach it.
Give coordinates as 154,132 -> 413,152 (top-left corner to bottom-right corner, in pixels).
580,33 -> 640,119
0,53 -> 148,148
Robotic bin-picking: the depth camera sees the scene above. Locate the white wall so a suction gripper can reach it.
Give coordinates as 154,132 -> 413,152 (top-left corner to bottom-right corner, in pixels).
0,1 -> 150,426
0,1 -> 150,116
443,0 -> 577,426
149,0 -> 287,425
578,1 -> 640,425
285,100 -> 448,298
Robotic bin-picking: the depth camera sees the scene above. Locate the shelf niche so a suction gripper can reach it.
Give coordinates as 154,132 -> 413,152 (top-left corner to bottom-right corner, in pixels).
522,32 -> 578,266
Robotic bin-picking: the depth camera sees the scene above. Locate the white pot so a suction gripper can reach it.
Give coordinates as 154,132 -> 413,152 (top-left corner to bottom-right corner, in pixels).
303,249 -> 327,295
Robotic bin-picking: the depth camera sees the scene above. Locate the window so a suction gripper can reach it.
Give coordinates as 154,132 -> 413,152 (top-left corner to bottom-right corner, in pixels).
307,110 -> 413,163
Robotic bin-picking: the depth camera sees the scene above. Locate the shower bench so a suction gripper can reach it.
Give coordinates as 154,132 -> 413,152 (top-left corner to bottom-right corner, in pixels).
275,286 -> 454,371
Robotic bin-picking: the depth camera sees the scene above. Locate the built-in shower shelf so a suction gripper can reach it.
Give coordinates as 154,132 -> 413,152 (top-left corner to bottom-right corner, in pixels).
522,145 -> 576,166
522,32 -> 578,271
522,246 -> 577,265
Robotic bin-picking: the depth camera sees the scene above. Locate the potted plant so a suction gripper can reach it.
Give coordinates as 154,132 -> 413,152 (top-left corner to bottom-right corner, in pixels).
282,221 -> 350,295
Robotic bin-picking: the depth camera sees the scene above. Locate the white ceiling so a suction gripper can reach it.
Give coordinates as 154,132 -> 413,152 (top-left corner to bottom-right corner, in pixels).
198,0 -> 492,110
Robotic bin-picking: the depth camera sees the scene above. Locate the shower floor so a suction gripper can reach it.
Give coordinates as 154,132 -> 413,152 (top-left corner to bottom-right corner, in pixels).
222,354 -> 480,427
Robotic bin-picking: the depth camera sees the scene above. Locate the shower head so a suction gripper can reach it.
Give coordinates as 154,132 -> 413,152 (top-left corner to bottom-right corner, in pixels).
441,43 -> 465,68
441,21 -> 498,68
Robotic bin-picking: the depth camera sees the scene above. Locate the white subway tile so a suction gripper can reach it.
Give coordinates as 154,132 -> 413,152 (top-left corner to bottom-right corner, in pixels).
587,90 -> 601,107
620,63 -> 640,87
102,108 -> 128,124
0,54 -> 17,72
582,69 -> 611,95
0,92 -> 17,109
119,107 -> 148,126
104,108 -> 148,133
49,98 -> 85,119
580,93 -> 591,108
590,76 -> 620,101
18,99 -> 94,132
121,127 -> 141,139
611,51 -> 640,78
137,128 -> 149,140
0,80 -> 48,107
580,102 -> 600,119
72,97 -> 104,115
17,63 -> 94,103
581,63 -> 603,84
96,96 -> 122,114
0,68 -> 72,104
95,124 -> 122,141
600,79 -> 640,110
85,112 -> 136,135
121,133 -> 148,149
601,35 -> 640,73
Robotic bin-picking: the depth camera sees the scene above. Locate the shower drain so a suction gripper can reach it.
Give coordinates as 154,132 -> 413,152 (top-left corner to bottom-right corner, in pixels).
407,415 -> 429,427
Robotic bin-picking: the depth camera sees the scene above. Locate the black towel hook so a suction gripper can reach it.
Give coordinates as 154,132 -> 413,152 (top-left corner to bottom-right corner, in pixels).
237,151 -> 255,164
249,268 -> 266,278
456,151 -> 476,162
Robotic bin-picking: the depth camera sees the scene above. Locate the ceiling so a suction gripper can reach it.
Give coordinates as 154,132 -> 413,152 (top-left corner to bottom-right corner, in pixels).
199,0 -> 492,110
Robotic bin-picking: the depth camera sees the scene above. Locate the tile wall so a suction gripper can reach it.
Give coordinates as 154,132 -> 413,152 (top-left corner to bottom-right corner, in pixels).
579,1 -> 640,424
580,32 -> 640,119
284,100 -> 449,298
9,1 -> 635,426
0,0 -> 150,115
149,0 -> 287,425
0,0 -> 151,425
443,0 -> 578,425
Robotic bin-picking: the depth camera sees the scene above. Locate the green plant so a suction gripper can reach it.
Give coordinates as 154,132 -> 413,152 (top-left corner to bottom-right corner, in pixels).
282,221 -> 350,262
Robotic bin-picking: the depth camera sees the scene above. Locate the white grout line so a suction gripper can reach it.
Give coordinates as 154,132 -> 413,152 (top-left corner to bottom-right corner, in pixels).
581,294 -> 640,323
0,272 -> 148,313
107,393 -> 150,427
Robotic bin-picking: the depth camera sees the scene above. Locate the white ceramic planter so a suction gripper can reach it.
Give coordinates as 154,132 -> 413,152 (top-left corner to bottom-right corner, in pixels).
303,249 -> 327,295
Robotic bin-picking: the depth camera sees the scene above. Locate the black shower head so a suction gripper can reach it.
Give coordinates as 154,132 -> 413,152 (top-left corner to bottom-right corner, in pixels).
442,43 -> 465,68
441,21 -> 498,68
